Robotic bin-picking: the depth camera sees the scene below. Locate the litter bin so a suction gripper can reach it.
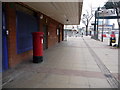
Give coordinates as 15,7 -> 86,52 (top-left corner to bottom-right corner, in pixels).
109,32 -> 116,46
32,32 -> 44,63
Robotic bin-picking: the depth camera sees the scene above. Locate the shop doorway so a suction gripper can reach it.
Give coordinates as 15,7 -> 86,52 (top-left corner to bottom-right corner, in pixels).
57,28 -> 60,43
43,25 -> 48,50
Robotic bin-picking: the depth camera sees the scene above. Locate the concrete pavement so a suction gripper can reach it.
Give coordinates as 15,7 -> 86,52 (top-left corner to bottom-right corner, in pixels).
2,36 -> 119,88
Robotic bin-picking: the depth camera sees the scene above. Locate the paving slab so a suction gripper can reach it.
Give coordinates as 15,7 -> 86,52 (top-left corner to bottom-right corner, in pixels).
2,36 -> 118,88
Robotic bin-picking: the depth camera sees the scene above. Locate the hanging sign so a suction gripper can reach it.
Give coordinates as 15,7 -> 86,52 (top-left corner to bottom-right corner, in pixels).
96,9 -> 120,19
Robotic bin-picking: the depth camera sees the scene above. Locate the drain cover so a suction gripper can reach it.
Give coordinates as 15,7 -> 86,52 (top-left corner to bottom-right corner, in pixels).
104,74 -> 112,78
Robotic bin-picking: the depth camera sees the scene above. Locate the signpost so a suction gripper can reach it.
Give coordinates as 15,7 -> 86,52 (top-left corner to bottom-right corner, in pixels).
96,8 -> 120,19
96,7 -> 120,43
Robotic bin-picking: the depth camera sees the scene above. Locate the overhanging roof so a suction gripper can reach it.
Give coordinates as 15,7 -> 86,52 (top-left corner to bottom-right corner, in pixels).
24,2 -> 83,25
0,0 -> 83,25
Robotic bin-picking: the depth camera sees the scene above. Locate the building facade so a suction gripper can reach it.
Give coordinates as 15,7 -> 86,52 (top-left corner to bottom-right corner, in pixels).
2,2 -> 64,70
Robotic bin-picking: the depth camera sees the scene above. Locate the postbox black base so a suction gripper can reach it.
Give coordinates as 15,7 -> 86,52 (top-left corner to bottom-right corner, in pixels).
33,56 -> 43,63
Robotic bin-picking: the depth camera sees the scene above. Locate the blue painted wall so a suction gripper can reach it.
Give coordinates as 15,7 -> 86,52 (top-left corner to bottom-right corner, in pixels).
2,4 -> 9,71
0,2 -> 2,72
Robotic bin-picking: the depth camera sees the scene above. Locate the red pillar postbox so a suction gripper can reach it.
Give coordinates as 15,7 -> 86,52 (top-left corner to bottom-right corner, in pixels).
32,32 -> 44,63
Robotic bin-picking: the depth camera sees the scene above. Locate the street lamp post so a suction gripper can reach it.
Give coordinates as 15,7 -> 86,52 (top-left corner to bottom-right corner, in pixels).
118,17 -> 120,47
96,7 -> 100,40
112,1 -> 120,47
101,9 -> 105,42
96,18 -> 99,39
101,20 -> 104,42
94,11 -> 97,37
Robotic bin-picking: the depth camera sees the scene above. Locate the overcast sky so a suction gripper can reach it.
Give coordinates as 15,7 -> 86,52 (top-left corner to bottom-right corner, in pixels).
80,0 -> 108,27
80,0 -> 118,28
66,0 -> 109,29
66,0 -> 118,29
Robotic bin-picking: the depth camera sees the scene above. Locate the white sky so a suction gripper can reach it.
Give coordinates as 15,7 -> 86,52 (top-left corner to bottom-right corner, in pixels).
66,0 -> 118,29
80,0 -> 107,27
80,0 -> 118,28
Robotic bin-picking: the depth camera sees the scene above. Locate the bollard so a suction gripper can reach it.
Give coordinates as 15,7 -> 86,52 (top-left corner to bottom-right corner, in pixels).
109,32 -> 116,46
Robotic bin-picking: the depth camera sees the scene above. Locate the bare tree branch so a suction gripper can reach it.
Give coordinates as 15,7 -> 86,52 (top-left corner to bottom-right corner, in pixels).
82,6 -> 94,36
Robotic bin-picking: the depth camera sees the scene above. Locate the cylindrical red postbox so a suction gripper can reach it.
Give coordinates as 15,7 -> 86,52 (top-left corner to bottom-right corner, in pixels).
32,32 -> 44,63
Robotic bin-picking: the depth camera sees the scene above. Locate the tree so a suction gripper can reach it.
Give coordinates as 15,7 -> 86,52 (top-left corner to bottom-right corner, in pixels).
82,9 -> 94,36
104,0 -> 120,47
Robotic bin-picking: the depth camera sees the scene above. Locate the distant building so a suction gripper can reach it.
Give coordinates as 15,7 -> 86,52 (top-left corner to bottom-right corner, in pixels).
98,25 -> 113,32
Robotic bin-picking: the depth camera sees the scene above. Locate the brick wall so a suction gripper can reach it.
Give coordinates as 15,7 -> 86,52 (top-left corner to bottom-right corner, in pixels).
5,3 -> 33,68
5,2 -> 64,68
48,23 -> 58,48
38,13 -> 64,48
